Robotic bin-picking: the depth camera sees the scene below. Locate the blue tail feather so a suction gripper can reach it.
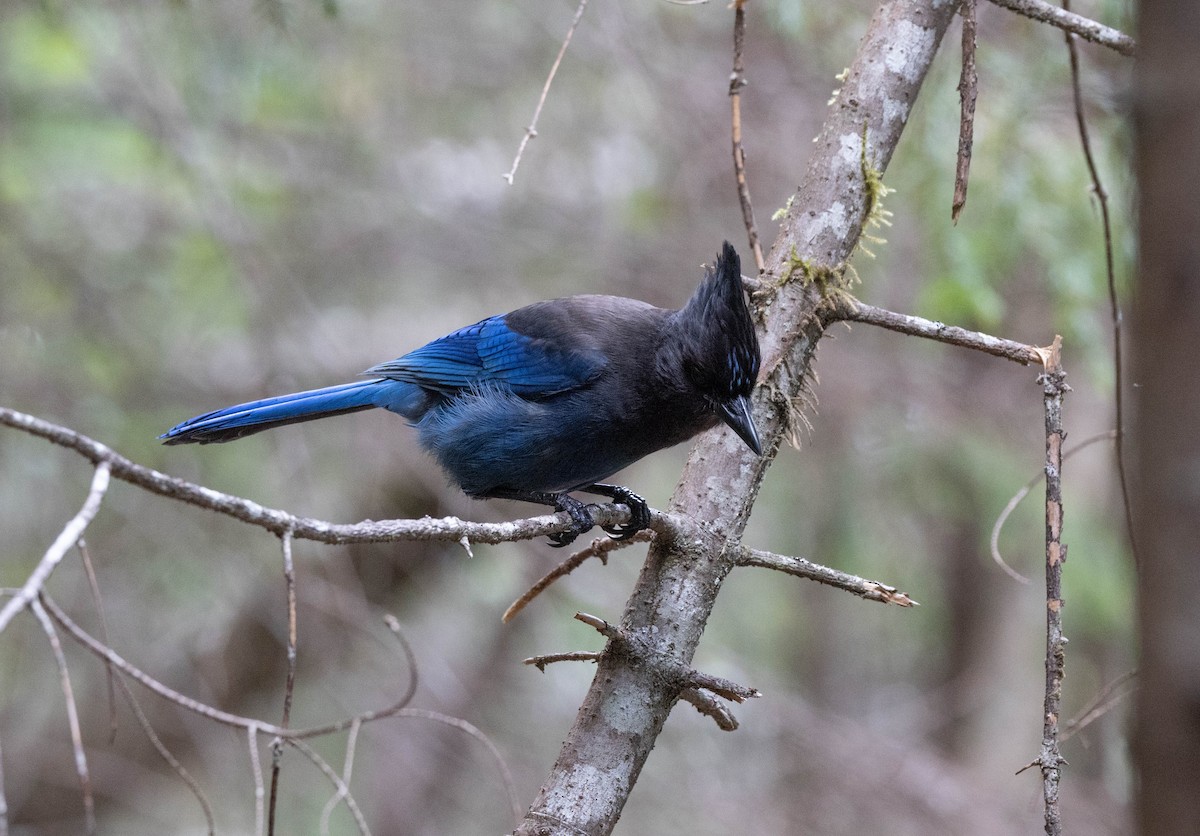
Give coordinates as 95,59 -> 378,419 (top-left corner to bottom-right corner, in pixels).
160,378 -> 426,445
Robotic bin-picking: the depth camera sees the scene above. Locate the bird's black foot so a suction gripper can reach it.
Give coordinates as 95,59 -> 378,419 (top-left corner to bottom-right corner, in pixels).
548,494 -> 599,548
584,484 -> 651,541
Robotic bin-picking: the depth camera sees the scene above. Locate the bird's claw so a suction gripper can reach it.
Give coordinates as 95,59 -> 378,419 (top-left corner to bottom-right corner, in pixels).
549,496 -> 598,548
599,488 -> 651,541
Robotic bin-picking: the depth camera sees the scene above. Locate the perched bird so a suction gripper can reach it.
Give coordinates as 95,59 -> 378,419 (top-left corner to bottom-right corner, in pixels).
162,242 -> 762,545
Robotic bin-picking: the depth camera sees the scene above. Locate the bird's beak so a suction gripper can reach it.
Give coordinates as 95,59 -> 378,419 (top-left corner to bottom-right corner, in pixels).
717,395 -> 762,456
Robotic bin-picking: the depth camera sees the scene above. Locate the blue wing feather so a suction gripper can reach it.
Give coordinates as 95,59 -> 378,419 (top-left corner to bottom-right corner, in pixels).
364,315 -> 603,397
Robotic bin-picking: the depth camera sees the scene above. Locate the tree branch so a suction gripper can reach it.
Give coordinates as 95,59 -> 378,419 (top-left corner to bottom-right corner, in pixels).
738,547 -> 919,607
0,407 -> 680,548
987,0 -> 1135,56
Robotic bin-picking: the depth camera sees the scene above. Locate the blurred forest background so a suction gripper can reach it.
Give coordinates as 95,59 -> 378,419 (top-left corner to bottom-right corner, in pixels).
0,0 -> 1135,833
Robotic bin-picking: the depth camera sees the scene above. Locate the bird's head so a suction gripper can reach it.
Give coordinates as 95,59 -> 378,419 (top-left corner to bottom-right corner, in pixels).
676,241 -> 762,455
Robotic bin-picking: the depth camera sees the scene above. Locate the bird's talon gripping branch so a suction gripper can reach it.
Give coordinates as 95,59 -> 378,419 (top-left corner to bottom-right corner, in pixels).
587,484 -> 651,541
548,494 -> 596,548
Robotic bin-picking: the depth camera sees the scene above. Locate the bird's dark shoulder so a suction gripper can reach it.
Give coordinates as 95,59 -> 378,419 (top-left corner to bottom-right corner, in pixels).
505,295 -> 669,359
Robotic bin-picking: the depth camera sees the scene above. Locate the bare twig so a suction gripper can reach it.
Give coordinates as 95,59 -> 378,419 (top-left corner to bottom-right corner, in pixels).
679,688 -> 738,731
990,431 -> 1115,584
1061,0 -> 1137,568
286,738 -> 371,836
0,727 -> 7,836
0,407 -> 678,549
1063,668 -> 1137,744
502,0 -> 589,184
524,651 -> 602,671
319,718 -> 362,836
0,461 -> 110,634
400,709 -> 523,828
831,302 -> 1042,365
248,726 -> 265,836
268,528 -> 299,836
1037,335 -> 1069,835
987,0 -> 1135,55
729,0 -> 765,272
502,529 -> 654,623
112,672 -> 216,834
29,598 -> 96,835
76,539 -> 119,743
952,0 -> 978,222
737,547 -> 919,607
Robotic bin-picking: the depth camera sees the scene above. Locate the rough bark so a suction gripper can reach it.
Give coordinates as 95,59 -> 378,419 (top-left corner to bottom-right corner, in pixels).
1132,0 -> 1200,833
516,2 -> 963,833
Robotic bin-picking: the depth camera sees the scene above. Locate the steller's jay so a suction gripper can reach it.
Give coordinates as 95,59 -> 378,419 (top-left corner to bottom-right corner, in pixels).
162,242 -> 762,546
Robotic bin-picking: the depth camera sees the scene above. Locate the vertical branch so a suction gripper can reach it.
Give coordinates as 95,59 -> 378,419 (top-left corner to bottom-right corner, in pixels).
729,0 -> 765,273
248,725 -> 265,836
0,726 -> 7,836
1039,336 -> 1069,836
1061,0 -> 1137,565
268,528 -> 299,836
952,0 -> 978,222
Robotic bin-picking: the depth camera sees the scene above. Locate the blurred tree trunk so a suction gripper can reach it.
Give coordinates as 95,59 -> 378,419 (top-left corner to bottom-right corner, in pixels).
1132,1 -> 1200,833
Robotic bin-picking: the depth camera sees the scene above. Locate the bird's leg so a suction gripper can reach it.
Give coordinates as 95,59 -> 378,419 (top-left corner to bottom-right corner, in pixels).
480,487 -> 597,547
580,484 -> 651,541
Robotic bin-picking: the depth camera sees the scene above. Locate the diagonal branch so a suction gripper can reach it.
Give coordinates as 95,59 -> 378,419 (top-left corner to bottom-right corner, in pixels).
987,0 -> 1135,55
0,461 -> 110,634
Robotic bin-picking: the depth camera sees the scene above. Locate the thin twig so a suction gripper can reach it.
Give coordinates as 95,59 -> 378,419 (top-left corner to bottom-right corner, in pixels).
1062,668 -> 1137,744
729,0 -> 765,272
76,540 -> 119,743
287,739 -> 371,836
1061,0 -> 1137,568
0,461 -> 110,634
952,0 -> 978,222
502,529 -> 652,623
248,725 -> 265,836
29,598 -> 96,835
268,528 -> 299,836
738,547 -> 919,607
524,651 -> 602,671
1037,335 -> 1069,836
400,709 -> 524,829
987,0 -> 1135,55
831,302 -> 1041,365
502,0 -> 589,184
0,726 -> 7,836
319,718 -> 362,836
112,671 -> 216,834
678,688 -> 738,731
990,431 -> 1115,584
0,407 -> 682,548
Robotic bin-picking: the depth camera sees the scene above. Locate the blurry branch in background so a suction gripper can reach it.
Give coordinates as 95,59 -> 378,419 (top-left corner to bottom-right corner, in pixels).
952,0 -> 978,223
502,0 -> 589,185
1061,0 -> 1138,567
28,591 -> 522,834
987,0 -> 1135,55
729,0 -> 765,273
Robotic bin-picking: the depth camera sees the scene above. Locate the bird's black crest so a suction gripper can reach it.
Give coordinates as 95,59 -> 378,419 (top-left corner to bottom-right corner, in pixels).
676,242 -> 761,401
